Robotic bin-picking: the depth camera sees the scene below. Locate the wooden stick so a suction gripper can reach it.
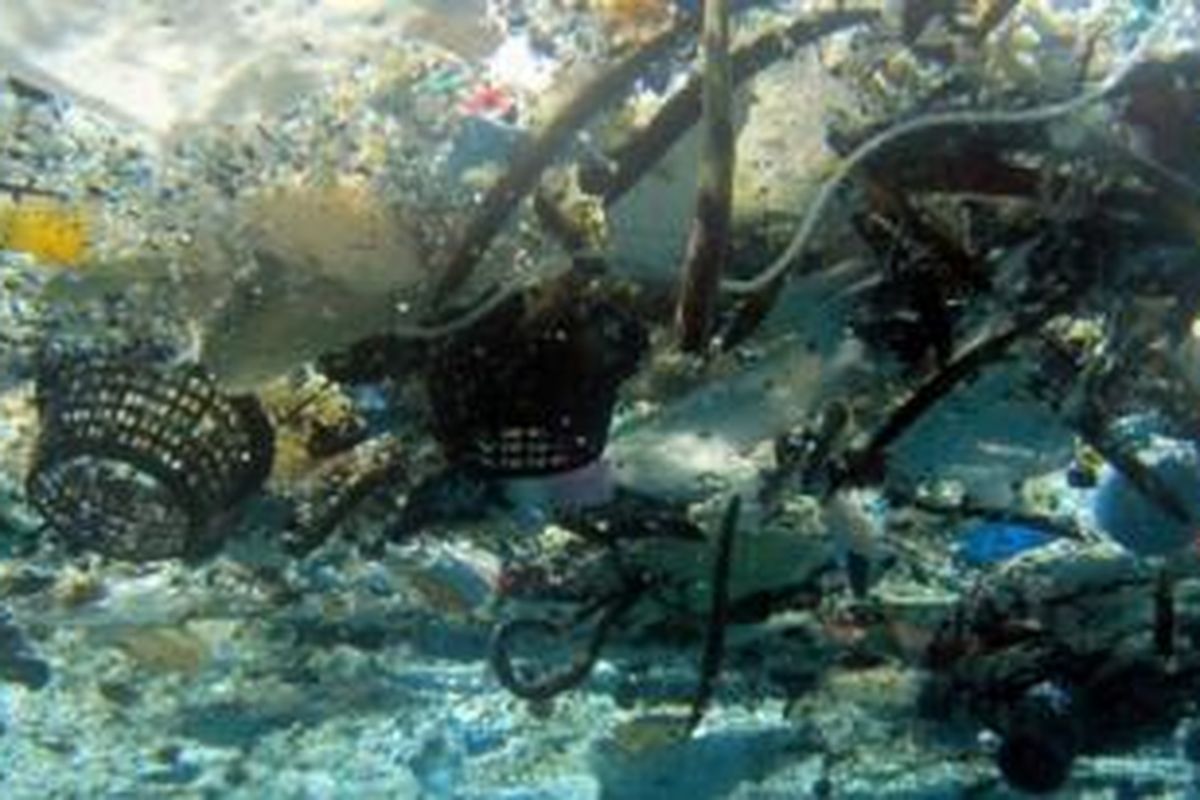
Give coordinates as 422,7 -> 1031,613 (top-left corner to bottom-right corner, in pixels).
675,0 -> 734,352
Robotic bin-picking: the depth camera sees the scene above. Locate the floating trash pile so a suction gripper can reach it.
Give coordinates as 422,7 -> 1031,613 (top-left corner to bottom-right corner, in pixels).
0,0 -> 1198,797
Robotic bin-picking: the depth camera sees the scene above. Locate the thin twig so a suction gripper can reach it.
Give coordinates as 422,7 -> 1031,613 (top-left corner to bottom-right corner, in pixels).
687,493 -> 740,734
675,0 -> 735,352
972,0 -> 1021,46
1155,566 -> 1175,659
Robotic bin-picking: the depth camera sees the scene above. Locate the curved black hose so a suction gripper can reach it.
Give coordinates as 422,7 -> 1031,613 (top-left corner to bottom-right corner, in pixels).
489,588 -> 644,701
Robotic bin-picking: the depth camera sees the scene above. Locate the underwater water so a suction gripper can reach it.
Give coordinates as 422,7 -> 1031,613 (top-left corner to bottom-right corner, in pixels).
1,0 -> 1200,797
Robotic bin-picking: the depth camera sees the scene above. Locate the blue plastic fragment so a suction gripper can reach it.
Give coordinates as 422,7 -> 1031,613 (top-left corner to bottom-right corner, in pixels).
955,522 -> 1056,566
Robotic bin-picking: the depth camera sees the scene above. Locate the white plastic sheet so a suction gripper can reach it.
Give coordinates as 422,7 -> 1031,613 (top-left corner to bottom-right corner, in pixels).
0,0 -> 412,136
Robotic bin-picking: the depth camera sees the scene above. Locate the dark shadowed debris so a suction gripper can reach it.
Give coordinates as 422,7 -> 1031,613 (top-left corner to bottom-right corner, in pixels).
554,487 -> 706,544
177,700 -> 301,750
0,608 -> 50,690
390,467 -> 505,539
997,681 -> 1080,794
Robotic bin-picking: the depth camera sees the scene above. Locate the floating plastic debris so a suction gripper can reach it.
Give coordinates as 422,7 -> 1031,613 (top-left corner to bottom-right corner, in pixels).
955,521 -> 1057,566
0,197 -> 90,267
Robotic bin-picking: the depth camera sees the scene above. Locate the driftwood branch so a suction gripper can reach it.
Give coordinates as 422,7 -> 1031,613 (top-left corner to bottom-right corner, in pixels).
675,0 -> 735,352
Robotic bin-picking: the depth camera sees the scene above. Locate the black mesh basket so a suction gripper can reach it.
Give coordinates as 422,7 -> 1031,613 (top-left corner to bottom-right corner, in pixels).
426,289 -> 646,477
26,355 -> 274,561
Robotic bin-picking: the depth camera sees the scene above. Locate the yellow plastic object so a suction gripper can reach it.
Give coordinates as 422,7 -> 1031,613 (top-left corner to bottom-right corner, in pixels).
0,198 -> 90,266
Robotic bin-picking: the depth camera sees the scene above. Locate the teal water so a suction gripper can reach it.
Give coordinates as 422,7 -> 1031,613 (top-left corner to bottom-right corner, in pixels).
0,1 -> 1198,797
